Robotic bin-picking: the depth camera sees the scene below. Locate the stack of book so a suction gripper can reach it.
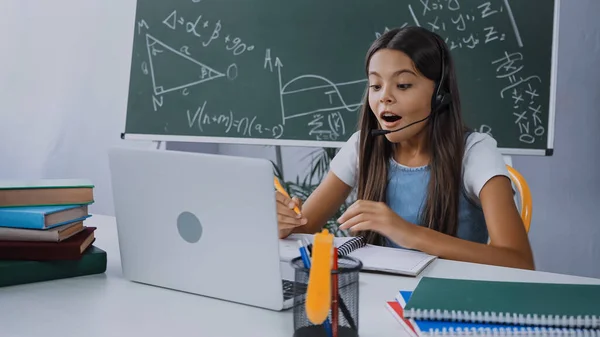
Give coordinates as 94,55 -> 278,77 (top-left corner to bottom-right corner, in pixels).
0,179 -> 107,287
386,276 -> 600,336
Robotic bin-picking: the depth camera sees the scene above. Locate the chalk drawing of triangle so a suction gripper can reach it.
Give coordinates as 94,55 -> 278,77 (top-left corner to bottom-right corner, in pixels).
145,34 -> 225,96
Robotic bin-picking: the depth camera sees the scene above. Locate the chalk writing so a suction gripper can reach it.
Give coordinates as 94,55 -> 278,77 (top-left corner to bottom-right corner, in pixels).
412,1 -> 515,51
137,19 -> 149,35
477,2 -> 502,19
450,13 -> 471,31
227,64 -> 238,80
308,112 -> 346,141
126,0 -> 553,149
203,20 -> 221,47
152,95 -> 164,112
162,10 -> 255,56
492,51 -> 544,145
447,0 -> 460,11
419,0 -> 460,14
264,48 -> 273,72
145,34 -> 226,96
478,124 -> 493,137
141,62 -> 149,75
483,26 -> 506,44
187,101 -> 284,138
279,72 -> 363,122
180,45 -> 191,55
272,54 -> 364,131
413,0 -> 515,51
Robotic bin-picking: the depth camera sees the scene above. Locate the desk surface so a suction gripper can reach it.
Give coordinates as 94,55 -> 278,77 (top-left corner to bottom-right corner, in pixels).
2,215 -> 600,337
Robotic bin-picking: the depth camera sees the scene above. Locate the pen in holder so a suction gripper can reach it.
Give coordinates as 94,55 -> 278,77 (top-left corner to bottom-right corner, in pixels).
290,255 -> 362,337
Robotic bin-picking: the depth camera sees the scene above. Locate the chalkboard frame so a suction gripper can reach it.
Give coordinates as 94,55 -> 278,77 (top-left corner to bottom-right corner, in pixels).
121,0 -> 560,156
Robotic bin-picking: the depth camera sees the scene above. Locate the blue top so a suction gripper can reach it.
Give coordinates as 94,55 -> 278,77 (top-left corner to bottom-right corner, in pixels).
328,130 -> 509,248
383,159 -> 489,248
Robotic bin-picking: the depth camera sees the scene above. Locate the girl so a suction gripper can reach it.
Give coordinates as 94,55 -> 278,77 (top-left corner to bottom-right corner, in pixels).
276,27 -> 534,270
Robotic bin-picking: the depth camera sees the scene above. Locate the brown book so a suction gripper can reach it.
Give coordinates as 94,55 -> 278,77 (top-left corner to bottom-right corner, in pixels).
0,227 -> 96,260
0,179 -> 94,208
0,221 -> 84,242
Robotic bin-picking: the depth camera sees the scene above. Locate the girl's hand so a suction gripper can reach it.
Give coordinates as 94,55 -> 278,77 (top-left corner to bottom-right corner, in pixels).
275,191 -> 307,238
337,200 -> 417,248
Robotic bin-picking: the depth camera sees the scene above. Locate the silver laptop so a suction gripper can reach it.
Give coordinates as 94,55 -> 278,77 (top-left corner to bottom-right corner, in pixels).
107,146 -> 299,311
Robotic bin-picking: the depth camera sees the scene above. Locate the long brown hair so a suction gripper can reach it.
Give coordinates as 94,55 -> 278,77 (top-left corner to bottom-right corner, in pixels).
356,27 -> 468,245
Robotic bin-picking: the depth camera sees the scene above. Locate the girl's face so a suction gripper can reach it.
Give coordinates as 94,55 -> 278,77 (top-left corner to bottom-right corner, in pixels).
367,48 -> 436,143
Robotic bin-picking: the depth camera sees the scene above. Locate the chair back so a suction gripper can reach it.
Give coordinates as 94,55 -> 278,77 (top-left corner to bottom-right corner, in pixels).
506,165 -> 532,233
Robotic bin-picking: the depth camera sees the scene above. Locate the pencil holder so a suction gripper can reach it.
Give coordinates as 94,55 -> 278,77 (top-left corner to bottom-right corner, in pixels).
290,255 -> 362,337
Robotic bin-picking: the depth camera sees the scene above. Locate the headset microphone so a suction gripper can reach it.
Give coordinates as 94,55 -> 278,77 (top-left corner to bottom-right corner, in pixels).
370,93 -> 451,137
370,115 -> 431,136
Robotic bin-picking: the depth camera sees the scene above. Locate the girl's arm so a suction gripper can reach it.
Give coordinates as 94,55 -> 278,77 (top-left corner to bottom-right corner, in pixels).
291,171 -> 353,235
399,175 -> 535,270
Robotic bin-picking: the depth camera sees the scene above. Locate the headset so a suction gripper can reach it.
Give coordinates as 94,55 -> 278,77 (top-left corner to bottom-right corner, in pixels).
371,32 -> 452,137
431,34 -> 452,113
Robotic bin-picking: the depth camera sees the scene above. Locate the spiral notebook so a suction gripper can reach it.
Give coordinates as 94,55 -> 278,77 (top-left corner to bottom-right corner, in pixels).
279,234 -> 436,276
403,277 -> 600,329
387,290 -> 600,337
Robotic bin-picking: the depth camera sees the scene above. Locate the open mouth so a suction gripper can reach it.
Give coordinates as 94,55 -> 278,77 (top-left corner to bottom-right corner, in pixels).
381,112 -> 402,123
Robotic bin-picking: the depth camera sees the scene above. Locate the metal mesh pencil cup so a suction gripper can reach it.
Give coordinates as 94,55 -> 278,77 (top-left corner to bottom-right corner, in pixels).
290,255 -> 362,337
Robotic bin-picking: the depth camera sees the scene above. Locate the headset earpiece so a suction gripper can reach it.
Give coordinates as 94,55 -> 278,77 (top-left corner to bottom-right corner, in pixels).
431,34 -> 451,114
434,92 -> 451,113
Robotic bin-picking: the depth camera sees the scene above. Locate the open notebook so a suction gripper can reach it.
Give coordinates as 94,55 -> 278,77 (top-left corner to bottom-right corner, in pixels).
279,233 -> 436,276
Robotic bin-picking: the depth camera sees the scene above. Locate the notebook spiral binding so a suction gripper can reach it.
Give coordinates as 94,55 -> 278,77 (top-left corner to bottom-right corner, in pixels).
421,326 -> 600,337
406,308 -> 600,329
336,236 -> 366,257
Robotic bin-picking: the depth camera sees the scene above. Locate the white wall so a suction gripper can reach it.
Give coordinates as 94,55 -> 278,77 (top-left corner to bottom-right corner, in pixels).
0,0 -> 598,278
0,0 -> 157,215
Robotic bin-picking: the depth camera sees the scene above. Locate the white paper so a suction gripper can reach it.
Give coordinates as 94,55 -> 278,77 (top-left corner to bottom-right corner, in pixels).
279,234 -> 436,276
347,244 -> 436,276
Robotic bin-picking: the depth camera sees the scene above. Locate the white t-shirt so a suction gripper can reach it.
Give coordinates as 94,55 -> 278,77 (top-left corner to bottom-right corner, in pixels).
329,131 -> 510,204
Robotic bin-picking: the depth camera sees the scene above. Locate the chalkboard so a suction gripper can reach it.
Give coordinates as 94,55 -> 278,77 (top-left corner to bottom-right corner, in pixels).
122,0 -> 559,155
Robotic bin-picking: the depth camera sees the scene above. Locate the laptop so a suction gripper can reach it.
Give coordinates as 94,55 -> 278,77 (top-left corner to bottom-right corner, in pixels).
107,146 -> 301,311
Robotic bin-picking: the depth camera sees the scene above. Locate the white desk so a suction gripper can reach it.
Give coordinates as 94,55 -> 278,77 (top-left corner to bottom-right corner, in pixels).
2,215 -> 600,337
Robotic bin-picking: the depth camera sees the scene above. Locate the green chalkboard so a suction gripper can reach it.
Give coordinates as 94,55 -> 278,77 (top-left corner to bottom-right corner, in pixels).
123,0 -> 558,155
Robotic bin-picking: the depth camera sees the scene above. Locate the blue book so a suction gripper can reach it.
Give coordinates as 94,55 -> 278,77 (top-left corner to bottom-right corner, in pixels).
0,204 -> 91,230
393,290 -> 600,336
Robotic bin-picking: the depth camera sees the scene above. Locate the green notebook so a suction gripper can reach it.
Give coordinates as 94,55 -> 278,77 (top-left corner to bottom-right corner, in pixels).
0,245 -> 107,287
404,277 -> 600,329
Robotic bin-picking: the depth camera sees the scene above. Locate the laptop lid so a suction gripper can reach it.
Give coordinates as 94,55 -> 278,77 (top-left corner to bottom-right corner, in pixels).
108,147 -> 287,310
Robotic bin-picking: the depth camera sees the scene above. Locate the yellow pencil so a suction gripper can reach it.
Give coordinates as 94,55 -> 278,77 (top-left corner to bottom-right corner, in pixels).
273,177 -> 301,215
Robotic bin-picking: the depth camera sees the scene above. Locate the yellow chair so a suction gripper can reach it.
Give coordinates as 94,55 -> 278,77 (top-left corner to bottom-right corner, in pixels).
506,165 -> 532,233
